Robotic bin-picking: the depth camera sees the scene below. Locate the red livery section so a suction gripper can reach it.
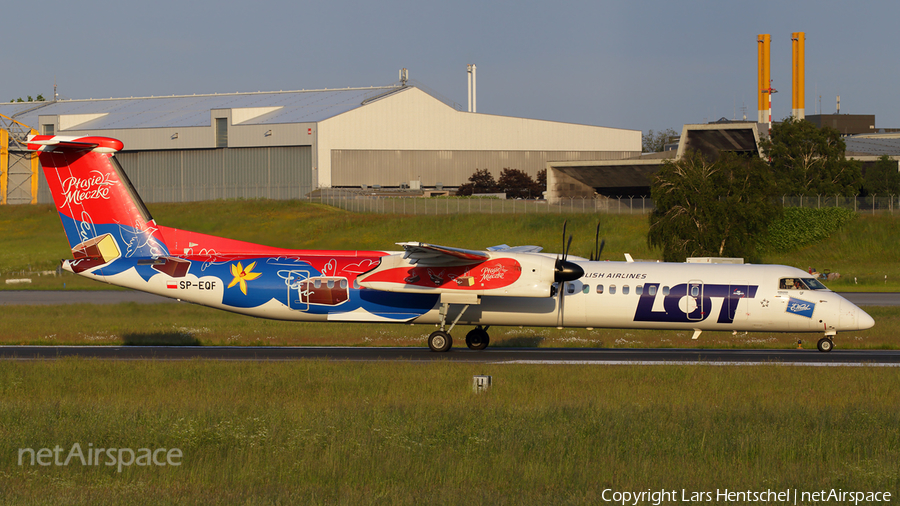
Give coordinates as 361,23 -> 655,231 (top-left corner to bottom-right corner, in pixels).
362,258 -> 522,290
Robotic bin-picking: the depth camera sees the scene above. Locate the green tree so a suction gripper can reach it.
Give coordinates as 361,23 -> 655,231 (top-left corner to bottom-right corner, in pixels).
497,168 -> 542,198
456,169 -> 498,196
760,117 -> 862,196
863,155 -> 900,196
649,150 -> 781,262
9,94 -> 45,103
642,128 -> 679,153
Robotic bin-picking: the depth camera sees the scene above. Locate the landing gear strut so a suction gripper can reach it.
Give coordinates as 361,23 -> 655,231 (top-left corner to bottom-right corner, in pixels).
817,337 -> 834,352
427,301 -> 472,352
465,326 -> 490,350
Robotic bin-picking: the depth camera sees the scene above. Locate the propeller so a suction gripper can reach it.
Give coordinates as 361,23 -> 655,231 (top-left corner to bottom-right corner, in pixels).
554,220 -> 584,283
589,221 -> 606,262
554,220 -> 585,328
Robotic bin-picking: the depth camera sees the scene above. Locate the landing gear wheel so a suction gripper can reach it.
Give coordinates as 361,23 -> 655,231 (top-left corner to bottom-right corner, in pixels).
428,330 -> 452,352
465,328 -> 490,350
817,337 -> 834,353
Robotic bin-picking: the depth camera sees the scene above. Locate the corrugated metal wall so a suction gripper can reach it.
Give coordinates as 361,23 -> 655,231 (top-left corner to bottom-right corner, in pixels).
331,150 -> 640,187
38,146 -> 313,204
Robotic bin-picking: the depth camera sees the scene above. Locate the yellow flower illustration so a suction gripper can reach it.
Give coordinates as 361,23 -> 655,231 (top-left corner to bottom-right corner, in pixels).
227,261 -> 262,295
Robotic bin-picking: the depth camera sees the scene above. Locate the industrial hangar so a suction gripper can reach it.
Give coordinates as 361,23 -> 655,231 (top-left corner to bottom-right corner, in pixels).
0,82 -> 640,205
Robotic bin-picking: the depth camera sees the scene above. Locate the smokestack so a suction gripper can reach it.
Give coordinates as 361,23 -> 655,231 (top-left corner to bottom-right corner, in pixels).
791,32 -> 805,120
757,34 -> 771,126
467,64 -> 477,113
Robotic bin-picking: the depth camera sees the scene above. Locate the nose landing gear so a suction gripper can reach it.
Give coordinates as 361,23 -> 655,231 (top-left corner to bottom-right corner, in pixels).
816,337 -> 834,352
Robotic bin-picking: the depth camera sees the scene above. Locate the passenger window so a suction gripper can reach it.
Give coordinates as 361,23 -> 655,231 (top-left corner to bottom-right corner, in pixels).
340,279 -> 348,289
648,285 -> 657,296
327,280 -> 335,289
313,279 -> 321,288
609,285 -> 616,294
353,279 -> 360,289
596,284 -> 604,294
567,284 -> 576,294
691,286 -> 700,297
663,286 -> 670,296
636,285 -> 643,295
623,285 -> 630,295
582,285 -> 590,294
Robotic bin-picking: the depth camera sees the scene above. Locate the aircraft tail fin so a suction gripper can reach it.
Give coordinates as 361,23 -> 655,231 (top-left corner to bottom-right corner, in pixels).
28,135 -> 169,270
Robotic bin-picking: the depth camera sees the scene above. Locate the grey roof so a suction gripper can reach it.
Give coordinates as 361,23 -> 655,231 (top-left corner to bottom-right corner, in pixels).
0,87 -> 401,130
845,134 -> 900,157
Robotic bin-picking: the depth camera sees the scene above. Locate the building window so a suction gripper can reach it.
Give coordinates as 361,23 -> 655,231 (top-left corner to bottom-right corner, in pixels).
215,118 -> 228,148
42,124 -> 55,135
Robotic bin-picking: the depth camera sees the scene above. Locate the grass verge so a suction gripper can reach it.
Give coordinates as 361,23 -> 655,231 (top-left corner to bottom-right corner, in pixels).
1,360 -> 898,505
4,200 -> 900,291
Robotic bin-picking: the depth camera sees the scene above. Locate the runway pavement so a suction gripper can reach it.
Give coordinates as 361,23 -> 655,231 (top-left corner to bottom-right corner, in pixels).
0,290 -> 897,305
2,345 -> 899,365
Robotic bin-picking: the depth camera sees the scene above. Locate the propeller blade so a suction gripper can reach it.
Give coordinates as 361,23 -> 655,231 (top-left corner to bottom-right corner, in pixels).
591,222 -> 601,261
556,281 -> 565,328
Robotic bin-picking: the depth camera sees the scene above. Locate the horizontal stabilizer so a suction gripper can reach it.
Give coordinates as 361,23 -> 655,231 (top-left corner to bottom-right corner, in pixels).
27,135 -> 124,153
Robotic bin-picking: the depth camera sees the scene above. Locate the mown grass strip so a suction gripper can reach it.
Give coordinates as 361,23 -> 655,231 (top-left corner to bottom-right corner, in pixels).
0,360 -> 898,505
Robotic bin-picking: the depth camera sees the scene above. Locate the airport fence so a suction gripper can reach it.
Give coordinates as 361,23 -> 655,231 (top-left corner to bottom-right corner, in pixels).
312,191 -> 900,216
50,183 -> 900,216
310,191 -> 654,215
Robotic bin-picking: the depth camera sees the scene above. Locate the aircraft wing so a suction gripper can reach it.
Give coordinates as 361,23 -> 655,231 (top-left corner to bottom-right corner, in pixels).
358,242 -> 558,298
396,242 -> 489,266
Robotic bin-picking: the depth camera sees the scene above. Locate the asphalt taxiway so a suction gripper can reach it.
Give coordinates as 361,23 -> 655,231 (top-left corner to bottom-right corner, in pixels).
2,346 -> 899,365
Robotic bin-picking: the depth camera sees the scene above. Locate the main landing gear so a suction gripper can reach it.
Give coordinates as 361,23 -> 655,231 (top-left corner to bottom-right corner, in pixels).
426,300 -> 491,352
427,326 -> 491,352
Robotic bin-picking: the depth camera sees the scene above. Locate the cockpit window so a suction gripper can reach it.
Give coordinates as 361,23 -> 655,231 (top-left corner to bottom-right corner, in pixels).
779,277 -> 827,290
803,278 -> 828,290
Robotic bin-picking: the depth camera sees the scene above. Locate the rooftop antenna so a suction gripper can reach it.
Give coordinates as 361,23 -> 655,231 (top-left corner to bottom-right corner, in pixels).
399,68 -> 408,86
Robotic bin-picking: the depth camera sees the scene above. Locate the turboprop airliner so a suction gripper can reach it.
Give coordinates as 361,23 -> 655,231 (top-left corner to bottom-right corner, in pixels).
29,134 -> 874,352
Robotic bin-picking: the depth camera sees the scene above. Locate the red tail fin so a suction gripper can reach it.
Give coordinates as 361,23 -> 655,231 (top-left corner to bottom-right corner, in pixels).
29,135 -> 169,262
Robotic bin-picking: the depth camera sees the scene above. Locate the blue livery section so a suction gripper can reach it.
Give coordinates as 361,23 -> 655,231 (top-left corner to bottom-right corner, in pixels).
786,297 -> 816,318
633,283 -> 759,324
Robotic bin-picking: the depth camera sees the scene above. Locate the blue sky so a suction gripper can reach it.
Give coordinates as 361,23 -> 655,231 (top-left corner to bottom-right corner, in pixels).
5,0 -> 898,133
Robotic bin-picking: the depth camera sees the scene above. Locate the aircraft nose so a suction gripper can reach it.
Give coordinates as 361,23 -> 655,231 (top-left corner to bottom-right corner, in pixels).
858,308 -> 875,330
